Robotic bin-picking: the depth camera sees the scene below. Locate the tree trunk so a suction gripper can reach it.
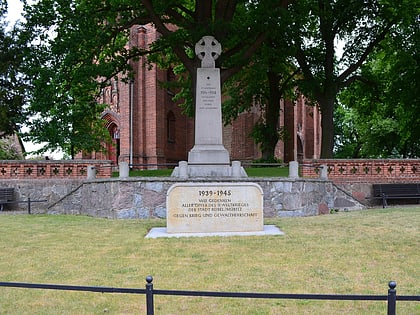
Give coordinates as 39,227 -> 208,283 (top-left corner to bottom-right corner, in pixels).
260,71 -> 281,161
318,95 -> 335,158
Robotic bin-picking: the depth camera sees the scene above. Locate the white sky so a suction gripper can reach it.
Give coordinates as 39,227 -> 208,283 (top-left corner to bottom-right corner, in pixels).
6,0 -> 23,25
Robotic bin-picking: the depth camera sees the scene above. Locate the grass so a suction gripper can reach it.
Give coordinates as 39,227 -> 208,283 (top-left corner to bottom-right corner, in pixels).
244,166 -> 288,177
113,167 -> 289,178
0,207 -> 419,314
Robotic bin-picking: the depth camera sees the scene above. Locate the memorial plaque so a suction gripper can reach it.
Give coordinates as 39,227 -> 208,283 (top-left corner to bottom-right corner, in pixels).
167,183 -> 263,233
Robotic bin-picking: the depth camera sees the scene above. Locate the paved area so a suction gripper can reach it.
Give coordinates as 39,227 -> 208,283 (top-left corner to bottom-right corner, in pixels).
145,225 -> 284,238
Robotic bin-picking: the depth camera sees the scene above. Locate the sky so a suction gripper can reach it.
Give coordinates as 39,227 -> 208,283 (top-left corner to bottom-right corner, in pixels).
6,0 -> 23,25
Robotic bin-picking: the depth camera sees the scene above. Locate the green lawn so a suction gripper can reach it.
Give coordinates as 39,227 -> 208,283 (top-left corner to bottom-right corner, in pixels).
113,166 -> 289,177
0,207 -> 419,314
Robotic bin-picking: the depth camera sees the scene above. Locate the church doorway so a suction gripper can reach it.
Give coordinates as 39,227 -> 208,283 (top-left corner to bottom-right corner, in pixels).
106,122 -> 120,165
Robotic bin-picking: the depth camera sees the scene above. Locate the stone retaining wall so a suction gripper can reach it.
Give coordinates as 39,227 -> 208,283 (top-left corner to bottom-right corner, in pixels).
0,177 -> 365,218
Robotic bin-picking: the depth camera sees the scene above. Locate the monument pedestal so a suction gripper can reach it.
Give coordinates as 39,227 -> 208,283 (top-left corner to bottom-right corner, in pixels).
171,160 -> 248,178
188,144 -> 230,164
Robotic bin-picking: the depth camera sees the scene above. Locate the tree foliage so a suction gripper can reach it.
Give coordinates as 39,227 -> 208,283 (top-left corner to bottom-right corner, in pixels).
0,1 -> 26,138
0,135 -> 24,159
286,0 -> 411,158
223,38 -> 297,161
336,14 -> 420,158
19,0 -> 291,157
20,0 -> 136,157
5,0 -> 418,159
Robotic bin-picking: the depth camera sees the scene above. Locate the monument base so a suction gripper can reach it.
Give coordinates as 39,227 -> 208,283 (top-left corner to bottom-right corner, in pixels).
171,160 -> 248,178
187,144 -> 230,164
145,225 -> 284,238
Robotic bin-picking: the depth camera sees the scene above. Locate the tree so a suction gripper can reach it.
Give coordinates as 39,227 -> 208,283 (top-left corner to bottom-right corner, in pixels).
20,0 -> 291,156
0,135 -> 24,159
287,0 -> 411,158
19,0 -> 134,157
336,13 -> 420,158
223,40 -> 297,161
220,2 -> 302,161
0,1 -> 26,138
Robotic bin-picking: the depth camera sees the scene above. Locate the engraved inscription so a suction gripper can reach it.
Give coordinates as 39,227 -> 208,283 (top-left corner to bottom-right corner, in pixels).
167,183 -> 264,233
199,84 -> 217,109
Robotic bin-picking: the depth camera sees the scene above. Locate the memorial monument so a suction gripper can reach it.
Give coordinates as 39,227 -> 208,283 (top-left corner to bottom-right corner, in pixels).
171,36 -> 247,178
147,36 -> 282,237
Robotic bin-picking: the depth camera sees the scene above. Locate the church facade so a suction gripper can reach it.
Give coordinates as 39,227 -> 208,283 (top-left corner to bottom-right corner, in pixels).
83,25 -> 321,167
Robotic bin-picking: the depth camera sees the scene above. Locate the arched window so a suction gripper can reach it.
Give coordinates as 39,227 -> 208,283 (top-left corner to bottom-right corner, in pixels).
167,111 -> 176,143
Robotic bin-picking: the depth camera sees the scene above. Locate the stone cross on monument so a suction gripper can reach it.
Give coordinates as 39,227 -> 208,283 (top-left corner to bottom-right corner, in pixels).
195,36 -> 222,68
172,36 -> 247,178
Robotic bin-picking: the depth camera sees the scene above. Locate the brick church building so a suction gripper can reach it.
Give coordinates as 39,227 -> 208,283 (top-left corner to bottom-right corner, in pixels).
83,25 -> 321,167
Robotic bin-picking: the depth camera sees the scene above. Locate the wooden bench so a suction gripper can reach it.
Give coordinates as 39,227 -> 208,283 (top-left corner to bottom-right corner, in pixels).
0,188 -> 15,211
372,183 -> 420,208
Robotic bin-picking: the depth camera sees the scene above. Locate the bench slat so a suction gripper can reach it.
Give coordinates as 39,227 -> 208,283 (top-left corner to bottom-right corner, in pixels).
0,188 -> 15,211
0,188 -> 14,201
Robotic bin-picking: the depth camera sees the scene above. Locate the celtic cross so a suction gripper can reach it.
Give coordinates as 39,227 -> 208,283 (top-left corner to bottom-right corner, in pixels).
195,36 -> 222,68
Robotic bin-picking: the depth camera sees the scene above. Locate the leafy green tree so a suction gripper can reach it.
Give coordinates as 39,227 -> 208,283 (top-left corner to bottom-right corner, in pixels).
20,0 -> 291,157
287,0 -> 411,158
20,0 -> 132,157
334,103 -> 402,158
0,135 -> 24,159
223,40 -> 297,161
0,1 -> 26,138
222,2 -> 306,161
336,15 -> 420,158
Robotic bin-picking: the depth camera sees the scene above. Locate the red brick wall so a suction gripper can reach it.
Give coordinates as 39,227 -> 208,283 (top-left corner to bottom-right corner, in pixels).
114,26 -> 196,168
0,160 -> 113,179
228,111 -> 260,161
302,159 -> 420,183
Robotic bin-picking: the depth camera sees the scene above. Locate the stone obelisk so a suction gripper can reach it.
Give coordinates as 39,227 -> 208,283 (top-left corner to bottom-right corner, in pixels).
172,36 -> 246,178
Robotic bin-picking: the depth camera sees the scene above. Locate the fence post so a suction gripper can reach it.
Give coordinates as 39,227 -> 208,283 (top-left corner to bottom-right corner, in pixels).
87,165 -> 96,180
145,276 -> 154,315
119,162 -> 129,178
27,198 -> 31,214
387,281 -> 397,315
319,164 -> 328,180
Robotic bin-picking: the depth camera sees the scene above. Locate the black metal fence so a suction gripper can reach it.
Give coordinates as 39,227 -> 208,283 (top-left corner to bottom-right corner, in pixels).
1,277 -> 419,314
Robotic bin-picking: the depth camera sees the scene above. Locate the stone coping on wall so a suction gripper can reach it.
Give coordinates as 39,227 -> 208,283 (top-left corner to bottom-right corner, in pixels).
302,159 -> 420,183
113,176 -> 330,183
0,160 -> 113,179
